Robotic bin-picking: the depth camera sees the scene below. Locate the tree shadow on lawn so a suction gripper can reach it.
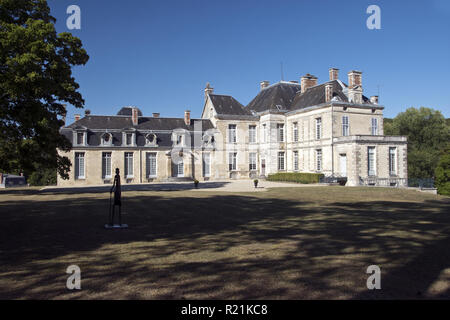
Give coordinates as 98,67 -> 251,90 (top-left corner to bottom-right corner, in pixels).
0,192 -> 448,299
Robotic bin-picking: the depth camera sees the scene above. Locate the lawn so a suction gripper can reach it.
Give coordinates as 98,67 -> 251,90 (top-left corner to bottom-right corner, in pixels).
0,186 -> 449,299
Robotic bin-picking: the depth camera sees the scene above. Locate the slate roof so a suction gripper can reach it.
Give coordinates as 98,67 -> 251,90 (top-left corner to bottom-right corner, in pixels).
61,115 -> 214,148
117,106 -> 143,116
209,94 -> 252,116
291,80 -> 348,110
246,81 -> 301,112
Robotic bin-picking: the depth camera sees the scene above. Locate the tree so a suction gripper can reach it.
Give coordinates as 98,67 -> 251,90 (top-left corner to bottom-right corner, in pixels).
0,0 -> 89,179
385,107 -> 449,179
434,145 -> 450,196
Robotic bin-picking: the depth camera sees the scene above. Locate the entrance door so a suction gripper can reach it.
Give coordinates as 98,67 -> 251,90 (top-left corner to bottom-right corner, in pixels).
339,154 -> 347,177
261,159 -> 266,176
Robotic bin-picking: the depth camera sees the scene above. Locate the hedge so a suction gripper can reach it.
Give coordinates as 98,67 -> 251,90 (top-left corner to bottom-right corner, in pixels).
266,172 -> 324,184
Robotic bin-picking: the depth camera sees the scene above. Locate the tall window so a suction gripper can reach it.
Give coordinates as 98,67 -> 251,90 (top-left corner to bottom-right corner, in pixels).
368,147 -> 376,176
342,116 -> 349,136
278,152 -> 285,171
262,124 -> 267,143
315,118 -> 322,140
146,152 -> 157,178
124,152 -> 134,178
249,125 -> 256,143
75,152 -> 85,179
371,118 -> 378,135
277,124 -> 285,142
249,152 -> 257,171
126,133 -> 134,146
293,122 -> 298,142
293,151 -> 299,171
228,124 -> 237,143
228,152 -> 237,171
316,149 -> 322,171
389,147 -> 397,176
203,153 -> 210,177
102,152 -> 112,179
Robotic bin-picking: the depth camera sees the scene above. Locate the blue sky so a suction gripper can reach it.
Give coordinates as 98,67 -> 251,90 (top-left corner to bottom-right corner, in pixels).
48,0 -> 450,121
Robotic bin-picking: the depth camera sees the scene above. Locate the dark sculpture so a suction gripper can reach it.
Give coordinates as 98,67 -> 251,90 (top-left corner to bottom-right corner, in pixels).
109,168 -> 122,226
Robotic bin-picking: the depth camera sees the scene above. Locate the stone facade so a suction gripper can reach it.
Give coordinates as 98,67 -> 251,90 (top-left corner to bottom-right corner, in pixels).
57,68 -> 408,187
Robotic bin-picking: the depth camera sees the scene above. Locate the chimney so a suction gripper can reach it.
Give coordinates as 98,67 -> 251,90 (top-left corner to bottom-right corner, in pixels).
325,83 -> 333,102
300,74 -> 318,93
370,96 -> 379,104
204,83 -> 214,99
184,110 -> 191,126
85,109 -> 91,116
74,114 -> 81,122
329,68 -> 339,81
131,107 -> 138,126
152,113 -> 160,118
260,80 -> 270,90
348,70 -> 362,88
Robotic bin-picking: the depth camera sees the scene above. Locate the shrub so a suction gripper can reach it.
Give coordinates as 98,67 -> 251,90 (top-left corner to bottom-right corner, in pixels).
267,172 -> 324,184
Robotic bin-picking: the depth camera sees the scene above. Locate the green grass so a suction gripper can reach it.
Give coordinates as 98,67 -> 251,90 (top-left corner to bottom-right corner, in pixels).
0,187 -> 449,299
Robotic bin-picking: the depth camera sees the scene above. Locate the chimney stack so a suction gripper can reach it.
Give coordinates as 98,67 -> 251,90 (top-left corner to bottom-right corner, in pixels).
300,74 -> 318,93
85,109 -> 91,116
325,83 -> 333,102
152,113 -> 160,118
370,96 -> 379,104
184,110 -> 191,126
131,107 -> 138,126
329,68 -> 339,81
74,114 -> 81,122
204,83 -> 214,99
348,70 -> 362,88
260,80 -> 270,90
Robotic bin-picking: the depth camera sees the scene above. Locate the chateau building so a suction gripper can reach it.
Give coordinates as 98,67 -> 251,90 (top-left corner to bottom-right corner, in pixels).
58,68 -> 408,187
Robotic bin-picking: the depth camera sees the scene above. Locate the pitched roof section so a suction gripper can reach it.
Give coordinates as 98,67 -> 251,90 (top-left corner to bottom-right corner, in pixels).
209,94 -> 251,116
246,81 -> 301,112
290,80 -> 371,111
65,115 -> 213,131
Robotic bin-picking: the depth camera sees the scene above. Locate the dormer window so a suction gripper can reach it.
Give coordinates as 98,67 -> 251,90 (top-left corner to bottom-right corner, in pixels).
73,128 -> 87,146
122,130 -> 136,146
145,133 -> 158,146
77,132 -> 84,145
101,133 -> 113,146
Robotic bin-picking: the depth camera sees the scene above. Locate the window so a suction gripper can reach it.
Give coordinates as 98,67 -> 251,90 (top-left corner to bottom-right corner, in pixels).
293,122 -> 298,142
146,152 -> 157,178
316,149 -> 322,171
177,161 -> 184,177
76,132 -> 85,145
371,118 -> 378,135
389,147 -> 397,176
278,152 -> 285,171
277,124 -> 284,142
315,118 -> 322,140
101,133 -> 112,146
293,151 -> 299,171
368,147 -> 376,176
228,152 -> 237,171
146,133 -> 157,146
176,135 -> 183,145
262,124 -> 267,143
102,152 -> 112,179
342,116 -> 349,136
75,152 -> 85,179
249,125 -> 256,143
249,152 -> 257,171
124,152 -> 134,178
228,124 -> 237,143
203,153 -> 211,177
